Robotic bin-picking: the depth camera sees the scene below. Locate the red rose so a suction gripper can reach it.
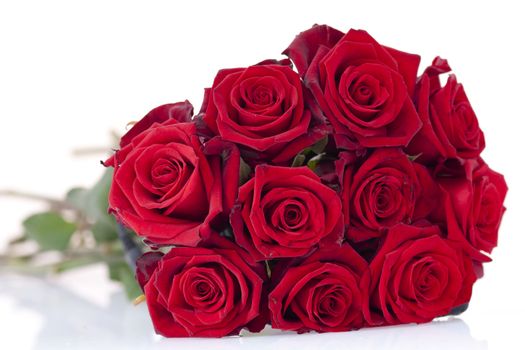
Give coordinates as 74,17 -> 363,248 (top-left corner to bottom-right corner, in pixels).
268,244 -> 369,332
337,148 -> 437,242
201,60 -> 326,164
366,224 -> 476,325
119,100 -> 194,148
439,158 -> 507,257
106,117 -> 239,246
231,165 -> 343,261
284,25 -> 422,149
407,57 -> 485,162
136,237 -> 268,337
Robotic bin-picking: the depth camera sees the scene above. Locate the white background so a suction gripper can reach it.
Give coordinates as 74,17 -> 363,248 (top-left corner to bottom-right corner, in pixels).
0,1 -> 524,349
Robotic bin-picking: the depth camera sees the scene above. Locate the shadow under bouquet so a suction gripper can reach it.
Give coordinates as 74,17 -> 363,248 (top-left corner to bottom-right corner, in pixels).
104,24 -> 507,337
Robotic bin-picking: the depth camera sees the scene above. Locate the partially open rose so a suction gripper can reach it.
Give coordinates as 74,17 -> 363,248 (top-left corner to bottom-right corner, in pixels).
439,158 -> 507,258
407,57 -> 485,163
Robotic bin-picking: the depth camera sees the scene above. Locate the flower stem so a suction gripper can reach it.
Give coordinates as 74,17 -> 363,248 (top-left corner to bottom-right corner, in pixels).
0,190 -> 74,211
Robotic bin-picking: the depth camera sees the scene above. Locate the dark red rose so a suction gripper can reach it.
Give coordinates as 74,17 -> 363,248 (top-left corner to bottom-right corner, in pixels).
365,224 -> 476,325
439,159 -> 507,257
407,57 -> 485,163
268,244 -> 369,333
105,119 -> 239,246
136,237 -> 268,337
470,162 -> 507,252
337,148 -> 437,242
120,100 -> 193,148
231,165 -> 344,261
284,25 -> 422,149
201,60 -> 326,164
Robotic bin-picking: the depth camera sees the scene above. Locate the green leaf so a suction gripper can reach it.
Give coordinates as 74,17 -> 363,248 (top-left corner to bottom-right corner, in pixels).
407,153 -> 422,162
66,169 -> 120,244
108,261 -> 142,300
54,257 -> 99,273
290,136 -> 328,168
239,157 -> 252,185
65,187 -> 89,211
66,168 -> 114,226
23,212 -> 77,251
291,153 -> 306,167
87,168 -> 113,220
91,219 -> 118,243
310,136 -> 328,154
307,153 -> 326,171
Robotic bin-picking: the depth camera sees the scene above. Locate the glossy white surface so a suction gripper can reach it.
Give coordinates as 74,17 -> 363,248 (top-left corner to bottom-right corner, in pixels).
0,263 -> 523,350
0,268 -> 487,350
1,1 -> 524,349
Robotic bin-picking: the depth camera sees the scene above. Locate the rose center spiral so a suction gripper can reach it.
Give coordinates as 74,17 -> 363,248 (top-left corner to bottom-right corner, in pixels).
151,158 -> 181,187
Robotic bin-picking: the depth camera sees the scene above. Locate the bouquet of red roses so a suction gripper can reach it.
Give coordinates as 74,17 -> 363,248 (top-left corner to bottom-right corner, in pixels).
104,25 -> 507,337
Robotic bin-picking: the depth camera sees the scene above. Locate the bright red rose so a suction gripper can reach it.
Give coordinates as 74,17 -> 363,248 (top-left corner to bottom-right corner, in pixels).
337,148 -> 437,242
119,100 -> 194,148
136,237 -> 268,337
284,25 -> 422,149
105,116 -> 240,246
407,57 -> 485,163
365,224 -> 476,325
268,244 -> 369,333
201,60 -> 326,164
439,158 -> 507,258
231,165 -> 344,261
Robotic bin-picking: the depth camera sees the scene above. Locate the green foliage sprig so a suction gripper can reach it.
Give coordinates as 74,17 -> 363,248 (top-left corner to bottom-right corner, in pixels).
0,168 -> 143,300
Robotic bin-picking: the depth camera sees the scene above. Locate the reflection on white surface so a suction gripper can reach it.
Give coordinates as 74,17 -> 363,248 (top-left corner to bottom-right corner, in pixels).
0,271 -> 486,350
